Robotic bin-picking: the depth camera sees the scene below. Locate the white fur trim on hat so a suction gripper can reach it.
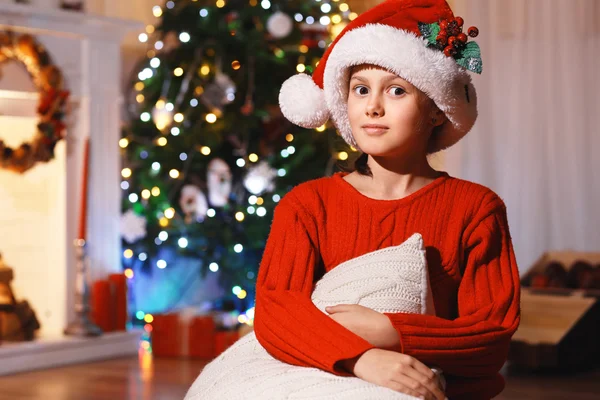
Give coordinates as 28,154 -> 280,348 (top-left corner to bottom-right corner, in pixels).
279,73 -> 330,129
323,23 -> 478,153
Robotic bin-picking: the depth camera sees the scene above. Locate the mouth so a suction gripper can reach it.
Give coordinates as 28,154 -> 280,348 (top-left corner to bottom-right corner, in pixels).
361,124 -> 389,135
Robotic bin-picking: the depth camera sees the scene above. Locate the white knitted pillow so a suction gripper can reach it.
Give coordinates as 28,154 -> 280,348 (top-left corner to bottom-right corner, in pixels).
311,233 -> 436,316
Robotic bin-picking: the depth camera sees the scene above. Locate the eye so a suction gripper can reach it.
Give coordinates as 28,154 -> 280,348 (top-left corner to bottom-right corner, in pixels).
388,86 -> 406,96
352,85 -> 369,96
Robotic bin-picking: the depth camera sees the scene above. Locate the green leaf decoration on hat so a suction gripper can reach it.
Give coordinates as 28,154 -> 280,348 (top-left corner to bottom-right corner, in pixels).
418,21 -> 483,74
418,22 -> 440,45
455,41 -> 482,74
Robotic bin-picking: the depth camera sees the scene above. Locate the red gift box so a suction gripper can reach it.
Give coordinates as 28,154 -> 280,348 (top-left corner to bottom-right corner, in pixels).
214,330 -> 240,357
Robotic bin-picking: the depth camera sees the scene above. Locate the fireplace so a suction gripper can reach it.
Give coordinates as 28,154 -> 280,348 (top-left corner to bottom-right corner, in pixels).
0,2 -> 142,375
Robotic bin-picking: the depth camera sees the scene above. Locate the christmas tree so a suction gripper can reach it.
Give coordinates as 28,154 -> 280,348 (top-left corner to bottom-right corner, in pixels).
120,0 -> 358,323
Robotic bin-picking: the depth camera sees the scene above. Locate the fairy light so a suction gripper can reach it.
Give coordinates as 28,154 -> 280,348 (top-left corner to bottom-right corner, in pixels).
316,124 -> 326,132
178,237 -> 188,248
281,149 -> 289,158
256,207 -> 267,217
247,206 -> 255,214
124,249 -> 134,258
331,15 -> 342,24
299,45 -> 308,53
339,3 -> 349,12
141,189 -> 151,199
234,244 -> 243,253
135,82 -> 144,91
174,113 -> 184,123
256,197 -> 264,205
286,133 -> 294,142
136,311 -> 145,320
209,262 -> 219,272
206,113 -> 217,123
294,13 -> 303,22
129,193 -> 139,203
119,138 -> 129,148
158,231 -> 168,241
248,196 -> 257,205
171,127 -> 180,136
235,212 -> 245,222
179,32 -> 190,42
157,260 -> 167,269
287,146 -> 295,154
138,33 -> 148,43
200,9 -> 208,17
146,25 -> 155,34
121,168 -> 132,178
207,209 -> 216,217
144,314 -> 154,323
216,0 -> 226,8
200,146 -> 211,155
140,112 -> 151,122
121,181 -> 129,190
261,0 -> 271,9
296,64 -> 306,73
248,153 -> 258,162
152,6 -> 162,17
164,208 -> 175,219
124,269 -> 134,279
232,286 -> 242,295
273,194 -> 281,202
278,168 -> 286,177
349,12 -> 358,20
200,65 -> 210,75
169,169 -> 180,179
237,290 -> 247,299
136,94 -> 144,103
174,67 -> 184,76
154,41 -> 164,50
338,151 -> 349,160
236,158 -> 246,167
152,186 -> 161,196
231,60 -> 241,70
157,137 -> 168,146
321,4 -> 331,13
159,217 -> 169,227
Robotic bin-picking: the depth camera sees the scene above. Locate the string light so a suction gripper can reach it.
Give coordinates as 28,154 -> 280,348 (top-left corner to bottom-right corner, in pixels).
321,3 -> 331,13
136,311 -> 145,320
178,237 -> 188,248
157,260 -> 167,269
144,314 -> 154,323
281,149 -> 289,158
306,16 -> 315,24
138,33 -> 148,43
151,186 -> 161,196
338,151 -> 349,160
169,169 -> 180,179
121,168 -> 132,178
248,196 -> 257,205
135,82 -> 144,91
119,138 -> 129,148
232,286 -> 242,295
205,113 -> 217,123
159,217 -> 169,227
174,113 -> 184,123
331,15 -> 342,24
256,197 -> 264,205
278,168 -> 286,177
207,209 -> 216,217
234,244 -> 243,253
296,64 -> 306,73
339,3 -> 349,12
287,146 -> 295,154
200,65 -> 210,75
141,189 -> 151,199
121,181 -> 129,190
164,208 -> 175,219
146,25 -> 155,34
237,290 -> 247,299
316,124 -> 326,132
349,12 -> 358,20
158,231 -> 168,241
179,32 -> 190,42
273,194 -> 281,202
174,67 -> 184,76
124,249 -> 134,258
294,13 -> 303,22
140,112 -> 151,122
231,60 -> 241,70
157,137 -> 168,146
257,207 -> 267,217
236,158 -> 246,167
216,0 -> 226,8
235,212 -> 245,222
299,45 -> 308,53
139,253 -> 148,261
154,41 -> 164,50
179,153 -> 187,161
200,9 -> 208,17
166,1 -> 174,9
129,193 -> 139,203
248,153 -> 258,162
209,262 -> 219,272
152,6 -> 162,17
150,58 -> 160,68
190,98 -> 199,107
125,269 -> 134,279
247,206 -> 255,214
261,0 -> 271,9
286,133 -> 294,142
200,146 -> 211,155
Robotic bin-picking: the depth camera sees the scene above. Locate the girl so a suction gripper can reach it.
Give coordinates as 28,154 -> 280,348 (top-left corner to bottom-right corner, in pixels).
186,1 -> 520,399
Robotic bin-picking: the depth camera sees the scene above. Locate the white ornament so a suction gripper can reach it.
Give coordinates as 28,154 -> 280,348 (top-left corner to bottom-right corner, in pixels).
267,11 -> 294,39
179,185 -> 209,222
244,160 -> 277,195
207,158 -> 232,207
202,72 -> 236,111
120,209 -> 147,243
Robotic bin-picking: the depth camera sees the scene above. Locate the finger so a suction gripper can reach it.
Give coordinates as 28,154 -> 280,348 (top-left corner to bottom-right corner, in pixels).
325,304 -> 354,313
404,360 -> 445,400
399,366 -> 445,400
386,381 -> 427,399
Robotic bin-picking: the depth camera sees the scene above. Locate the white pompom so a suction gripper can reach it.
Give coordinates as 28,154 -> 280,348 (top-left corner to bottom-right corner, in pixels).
279,73 -> 329,129
267,11 -> 293,39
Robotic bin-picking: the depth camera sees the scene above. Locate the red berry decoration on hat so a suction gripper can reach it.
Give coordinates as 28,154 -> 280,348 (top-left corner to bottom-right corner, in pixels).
418,15 -> 482,74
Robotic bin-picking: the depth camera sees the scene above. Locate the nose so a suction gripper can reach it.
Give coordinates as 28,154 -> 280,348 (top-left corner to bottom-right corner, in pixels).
365,93 -> 384,117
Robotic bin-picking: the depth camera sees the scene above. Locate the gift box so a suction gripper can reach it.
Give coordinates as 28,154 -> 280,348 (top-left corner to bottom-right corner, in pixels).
152,310 -> 239,359
510,251 -> 600,370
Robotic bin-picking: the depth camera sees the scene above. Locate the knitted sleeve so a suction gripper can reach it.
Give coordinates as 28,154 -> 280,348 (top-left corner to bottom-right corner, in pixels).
383,198 -> 521,379
254,194 -> 375,376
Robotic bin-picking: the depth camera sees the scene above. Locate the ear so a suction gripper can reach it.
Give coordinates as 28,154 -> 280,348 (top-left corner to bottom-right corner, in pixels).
430,108 -> 447,128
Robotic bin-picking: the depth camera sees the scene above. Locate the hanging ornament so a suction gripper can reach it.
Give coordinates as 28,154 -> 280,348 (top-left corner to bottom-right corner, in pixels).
120,209 -> 147,243
207,158 -> 232,207
152,97 -> 174,131
179,185 -> 209,223
300,23 -> 329,48
243,160 -> 277,196
267,11 -> 294,39
201,71 -> 236,113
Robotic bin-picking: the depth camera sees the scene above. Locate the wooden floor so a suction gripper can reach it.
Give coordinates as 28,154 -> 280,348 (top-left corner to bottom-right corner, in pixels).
0,355 -> 598,399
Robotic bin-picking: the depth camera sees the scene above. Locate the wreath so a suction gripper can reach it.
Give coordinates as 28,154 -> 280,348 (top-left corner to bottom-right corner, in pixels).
0,31 -> 69,174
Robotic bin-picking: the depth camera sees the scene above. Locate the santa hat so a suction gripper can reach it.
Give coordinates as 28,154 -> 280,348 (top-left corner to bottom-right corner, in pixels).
278,0 -> 483,153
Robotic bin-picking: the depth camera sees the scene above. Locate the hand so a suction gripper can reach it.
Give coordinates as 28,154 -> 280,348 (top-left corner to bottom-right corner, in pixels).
325,304 -> 400,349
345,348 -> 446,400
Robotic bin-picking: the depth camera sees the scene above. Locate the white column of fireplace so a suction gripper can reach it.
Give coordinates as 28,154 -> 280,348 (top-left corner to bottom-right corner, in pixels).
0,2 -> 142,375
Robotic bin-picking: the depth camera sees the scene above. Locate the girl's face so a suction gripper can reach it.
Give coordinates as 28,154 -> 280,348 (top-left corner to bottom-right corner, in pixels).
347,65 -> 437,157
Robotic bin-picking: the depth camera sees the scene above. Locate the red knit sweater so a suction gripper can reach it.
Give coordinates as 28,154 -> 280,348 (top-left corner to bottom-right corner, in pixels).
254,171 -> 521,400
